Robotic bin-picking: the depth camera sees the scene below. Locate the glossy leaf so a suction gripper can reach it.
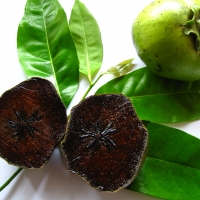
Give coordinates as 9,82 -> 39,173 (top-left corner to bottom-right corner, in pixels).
69,0 -> 103,83
129,157 -> 200,200
17,0 -> 79,107
145,122 -> 200,168
127,122 -> 200,200
96,67 -> 200,123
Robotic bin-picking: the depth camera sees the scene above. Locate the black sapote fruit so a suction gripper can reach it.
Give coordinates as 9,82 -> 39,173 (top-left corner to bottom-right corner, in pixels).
0,77 -> 67,168
61,94 -> 148,192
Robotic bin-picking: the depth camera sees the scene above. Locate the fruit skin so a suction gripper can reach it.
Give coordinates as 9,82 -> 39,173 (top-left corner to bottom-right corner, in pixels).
132,0 -> 200,81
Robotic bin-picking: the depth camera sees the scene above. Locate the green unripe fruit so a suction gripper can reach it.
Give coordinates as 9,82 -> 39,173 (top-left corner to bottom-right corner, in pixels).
132,0 -> 200,81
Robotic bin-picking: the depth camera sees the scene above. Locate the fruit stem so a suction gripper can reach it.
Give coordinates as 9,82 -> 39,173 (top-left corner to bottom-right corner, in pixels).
0,167 -> 23,192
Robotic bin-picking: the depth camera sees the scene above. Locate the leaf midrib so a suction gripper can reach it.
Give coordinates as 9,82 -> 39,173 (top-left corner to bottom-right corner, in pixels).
146,156 -> 200,174
78,1 -> 91,83
41,0 -> 60,96
129,90 -> 200,99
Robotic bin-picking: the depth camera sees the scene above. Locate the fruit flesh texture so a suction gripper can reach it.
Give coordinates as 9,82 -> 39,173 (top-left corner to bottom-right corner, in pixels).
132,0 -> 200,81
0,78 -> 67,168
61,94 -> 148,192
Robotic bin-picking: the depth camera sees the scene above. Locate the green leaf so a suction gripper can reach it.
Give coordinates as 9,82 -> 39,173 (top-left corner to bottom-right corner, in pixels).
96,67 -> 200,123
17,0 -> 79,107
127,122 -> 200,200
69,0 -> 103,83
145,122 -> 200,168
105,58 -> 134,77
129,157 -> 200,200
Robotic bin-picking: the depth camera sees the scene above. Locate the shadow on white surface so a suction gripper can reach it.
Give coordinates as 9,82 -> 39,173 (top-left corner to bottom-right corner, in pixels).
1,147 -> 160,200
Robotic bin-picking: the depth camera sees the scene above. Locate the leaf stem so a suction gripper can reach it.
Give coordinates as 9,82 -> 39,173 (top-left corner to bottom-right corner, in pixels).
81,73 -> 104,100
0,167 -> 23,192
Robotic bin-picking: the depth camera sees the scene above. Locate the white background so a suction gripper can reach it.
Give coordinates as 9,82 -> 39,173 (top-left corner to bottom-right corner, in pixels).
0,0 -> 200,199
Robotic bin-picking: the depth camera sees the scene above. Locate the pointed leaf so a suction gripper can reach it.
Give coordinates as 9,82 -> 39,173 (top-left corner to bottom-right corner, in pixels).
17,0 -> 79,107
96,67 -> 200,123
127,122 -> 200,200
69,0 -> 103,83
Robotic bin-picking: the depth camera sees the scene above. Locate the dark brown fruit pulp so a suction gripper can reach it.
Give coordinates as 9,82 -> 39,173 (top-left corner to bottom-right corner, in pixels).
61,94 -> 148,192
0,77 -> 67,168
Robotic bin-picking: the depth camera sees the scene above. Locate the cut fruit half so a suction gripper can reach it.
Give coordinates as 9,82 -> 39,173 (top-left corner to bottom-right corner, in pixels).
61,94 -> 148,192
0,77 -> 67,169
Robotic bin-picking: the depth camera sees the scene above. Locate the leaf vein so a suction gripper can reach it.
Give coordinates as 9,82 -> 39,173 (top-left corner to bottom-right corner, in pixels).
129,90 -> 200,99
78,1 -> 91,83
41,0 -> 60,95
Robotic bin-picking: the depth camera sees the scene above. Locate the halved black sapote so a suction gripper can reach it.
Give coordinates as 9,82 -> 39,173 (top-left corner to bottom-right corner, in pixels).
61,94 -> 148,192
0,77 -> 67,168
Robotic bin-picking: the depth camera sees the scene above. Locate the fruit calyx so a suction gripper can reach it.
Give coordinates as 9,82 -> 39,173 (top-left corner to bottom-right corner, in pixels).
184,4 -> 200,51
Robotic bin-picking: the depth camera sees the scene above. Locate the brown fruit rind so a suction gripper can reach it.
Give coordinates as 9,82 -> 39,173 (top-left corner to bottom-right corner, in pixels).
0,77 -> 67,169
61,94 -> 148,192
